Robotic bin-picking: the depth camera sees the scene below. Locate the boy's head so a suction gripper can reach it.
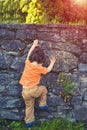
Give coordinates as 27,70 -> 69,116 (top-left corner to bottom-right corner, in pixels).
29,46 -> 46,64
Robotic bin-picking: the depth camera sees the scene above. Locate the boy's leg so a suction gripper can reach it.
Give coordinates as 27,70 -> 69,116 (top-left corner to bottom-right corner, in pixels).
24,97 -> 35,123
29,86 -> 48,107
22,88 -> 35,123
38,86 -> 48,107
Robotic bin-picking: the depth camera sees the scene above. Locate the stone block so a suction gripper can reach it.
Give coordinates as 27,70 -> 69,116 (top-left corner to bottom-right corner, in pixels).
6,81 -> 22,96
75,106 -> 87,121
79,52 -> 87,63
71,96 -> 82,105
82,101 -> 87,106
0,50 -> 12,69
83,92 -> 87,101
36,32 -> 61,42
78,63 -> 87,72
0,97 -> 24,108
2,40 -> 25,51
82,39 -> 87,51
51,42 -> 82,56
80,77 -> 87,87
0,29 -> 15,39
10,57 -> 25,72
0,73 -> 10,85
0,85 -> 6,93
48,50 -> 78,72
16,29 -> 36,40
47,95 -> 64,107
0,108 -> 24,120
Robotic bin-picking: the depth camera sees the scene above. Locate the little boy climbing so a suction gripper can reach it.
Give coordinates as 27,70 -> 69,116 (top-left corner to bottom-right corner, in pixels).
19,39 -> 56,128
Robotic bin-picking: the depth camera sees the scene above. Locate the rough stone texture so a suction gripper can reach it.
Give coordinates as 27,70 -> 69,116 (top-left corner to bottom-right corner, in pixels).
79,52 -> 87,63
75,107 -> 87,121
78,64 -> 87,72
0,24 -> 87,122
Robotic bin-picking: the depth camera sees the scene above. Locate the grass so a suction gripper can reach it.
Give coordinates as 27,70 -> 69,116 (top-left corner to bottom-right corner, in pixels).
0,118 -> 86,130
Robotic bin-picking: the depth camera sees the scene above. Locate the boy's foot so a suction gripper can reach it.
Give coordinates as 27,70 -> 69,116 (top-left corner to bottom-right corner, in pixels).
39,105 -> 48,110
26,121 -> 35,128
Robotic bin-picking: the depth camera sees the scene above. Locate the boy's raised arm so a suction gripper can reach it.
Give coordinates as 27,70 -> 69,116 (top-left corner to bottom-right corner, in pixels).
26,39 -> 39,60
47,57 -> 56,73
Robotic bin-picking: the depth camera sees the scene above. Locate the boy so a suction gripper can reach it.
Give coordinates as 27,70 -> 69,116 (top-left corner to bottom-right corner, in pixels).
19,39 -> 56,128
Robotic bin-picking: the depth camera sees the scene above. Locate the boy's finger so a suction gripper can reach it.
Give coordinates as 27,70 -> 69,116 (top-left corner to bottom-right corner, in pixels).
34,39 -> 38,43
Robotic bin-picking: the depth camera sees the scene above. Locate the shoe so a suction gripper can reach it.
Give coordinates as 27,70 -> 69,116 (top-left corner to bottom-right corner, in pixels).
39,105 -> 48,110
26,121 -> 35,128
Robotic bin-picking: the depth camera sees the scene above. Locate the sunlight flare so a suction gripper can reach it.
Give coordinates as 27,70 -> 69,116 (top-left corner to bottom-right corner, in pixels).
74,0 -> 87,6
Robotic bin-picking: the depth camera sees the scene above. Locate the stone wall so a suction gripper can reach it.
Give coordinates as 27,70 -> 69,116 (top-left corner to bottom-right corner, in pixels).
0,24 -> 87,122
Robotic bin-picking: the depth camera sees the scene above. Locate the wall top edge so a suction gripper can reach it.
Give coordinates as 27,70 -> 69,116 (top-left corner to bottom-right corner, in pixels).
0,24 -> 87,29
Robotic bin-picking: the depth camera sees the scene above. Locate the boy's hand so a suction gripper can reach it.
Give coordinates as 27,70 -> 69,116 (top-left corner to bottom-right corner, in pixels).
50,57 -> 56,63
26,39 -> 39,60
47,57 -> 56,73
33,39 -> 39,47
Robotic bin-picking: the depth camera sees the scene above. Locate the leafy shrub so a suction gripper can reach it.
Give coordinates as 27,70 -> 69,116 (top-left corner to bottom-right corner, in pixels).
57,72 -> 75,102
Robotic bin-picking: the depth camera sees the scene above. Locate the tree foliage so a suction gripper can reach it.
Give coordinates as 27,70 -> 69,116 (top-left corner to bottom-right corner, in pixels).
0,0 -> 25,23
61,0 -> 87,24
41,0 -> 64,23
24,0 -> 48,24
0,0 -> 87,24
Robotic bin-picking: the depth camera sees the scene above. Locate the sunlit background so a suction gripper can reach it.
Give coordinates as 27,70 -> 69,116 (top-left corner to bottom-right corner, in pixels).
73,0 -> 87,6
0,0 -> 87,24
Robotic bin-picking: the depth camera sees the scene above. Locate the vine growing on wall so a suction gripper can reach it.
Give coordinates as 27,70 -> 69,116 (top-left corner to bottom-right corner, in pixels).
57,72 -> 75,102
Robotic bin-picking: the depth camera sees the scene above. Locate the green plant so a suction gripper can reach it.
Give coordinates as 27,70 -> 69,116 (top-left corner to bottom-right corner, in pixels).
0,0 -> 25,24
10,121 -> 23,128
0,118 -> 85,130
73,122 -> 85,130
57,72 -> 75,102
31,119 -> 85,130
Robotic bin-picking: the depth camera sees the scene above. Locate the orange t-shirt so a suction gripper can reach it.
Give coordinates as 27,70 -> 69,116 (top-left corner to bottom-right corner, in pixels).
19,60 -> 48,87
